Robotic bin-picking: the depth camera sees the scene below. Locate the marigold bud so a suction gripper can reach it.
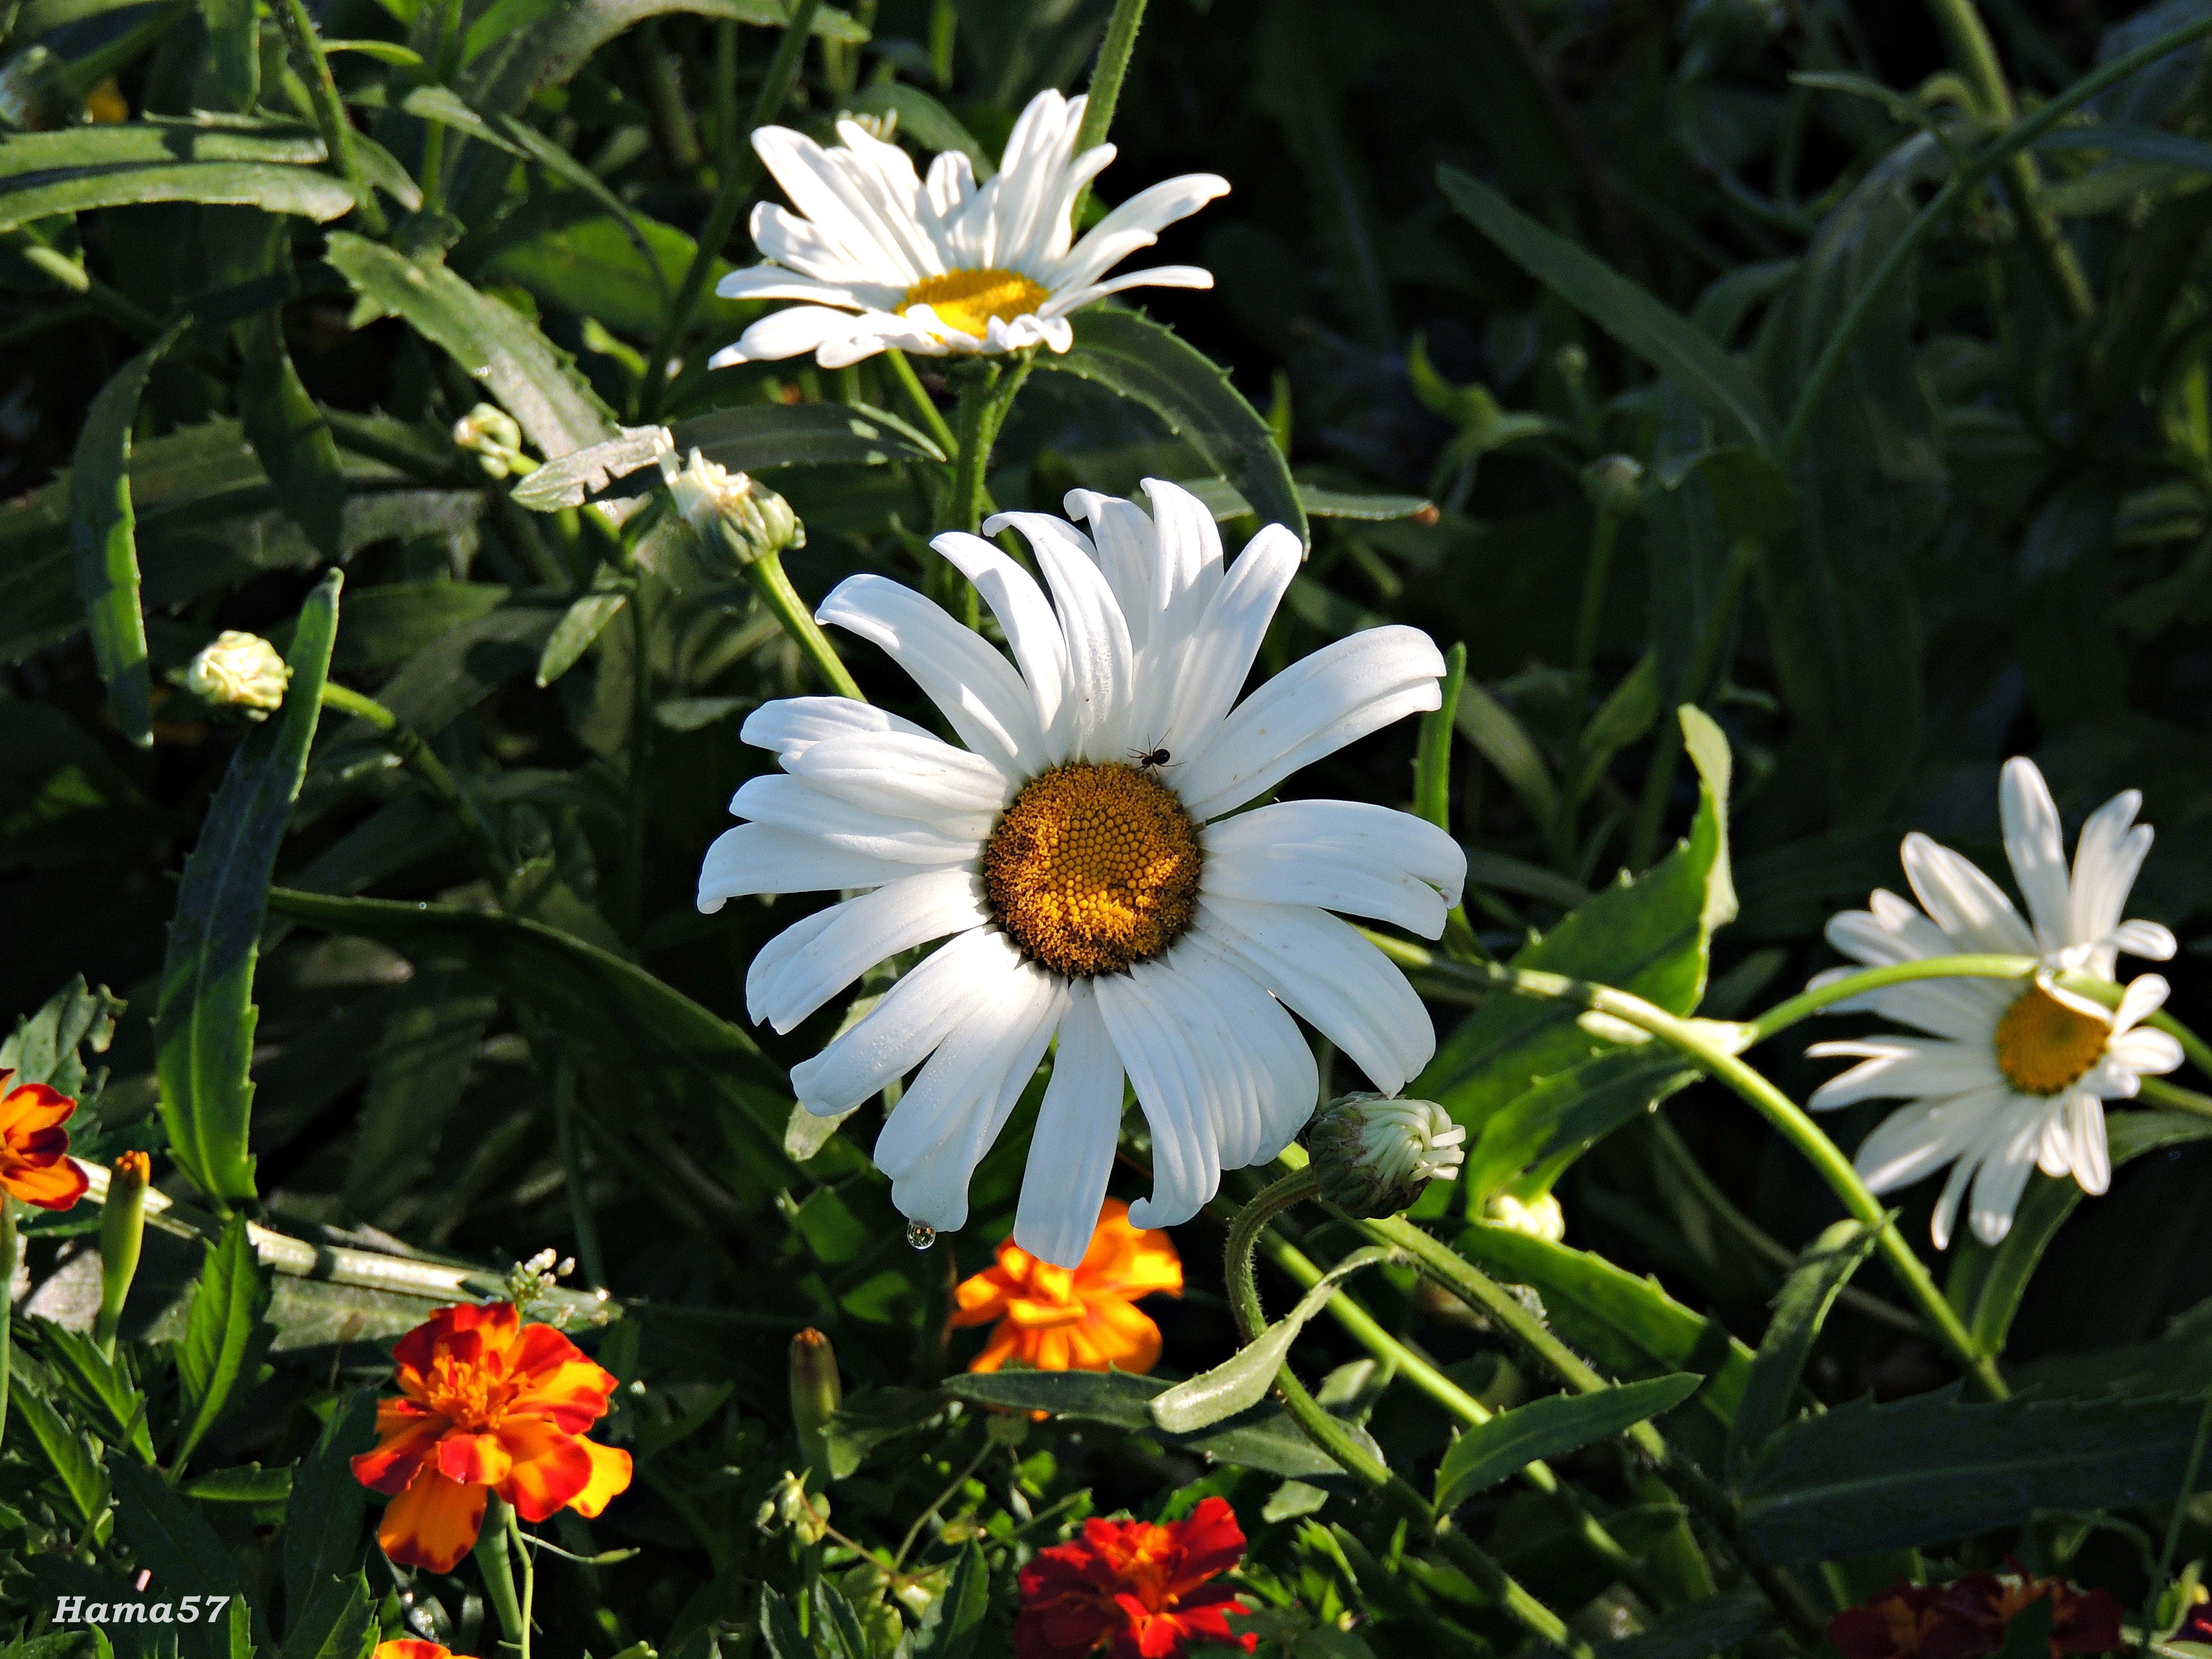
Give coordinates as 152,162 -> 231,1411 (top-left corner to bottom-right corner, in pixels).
1307,1093 -> 1467,1218
452,403 -> 529,478
1582,454 -> 1645,519
1481,1190 -> 1566,1243
96,1150 -> 149,1357
661,448 -> 804,575
184,631 -> 290,718
789,1327 -> 843,1486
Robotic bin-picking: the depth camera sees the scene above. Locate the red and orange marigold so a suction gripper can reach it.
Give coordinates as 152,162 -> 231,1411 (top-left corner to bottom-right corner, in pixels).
351,1302 -> 632,1574
0,1070 -> 87,1210
374,1644 -> 470,1659
951,1199 -> 1181,1374
1828,1566 -> 2125,1659
1016,1496 -> 1257,1659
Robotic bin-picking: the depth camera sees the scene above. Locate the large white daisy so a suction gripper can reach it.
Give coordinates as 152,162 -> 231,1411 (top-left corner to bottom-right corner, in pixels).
1806,757 -> 2181,1249
698,481 -> 1462,1266
707,89 -> 1227,371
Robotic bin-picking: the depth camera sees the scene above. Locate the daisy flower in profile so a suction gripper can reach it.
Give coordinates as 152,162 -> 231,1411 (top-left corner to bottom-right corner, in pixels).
709,89 -> 1226,370
953,1199 -> 1182,1374
1806,757 -> 2181,1249
700,480 -> 1461,1266
1016,1496 -> 1258,1659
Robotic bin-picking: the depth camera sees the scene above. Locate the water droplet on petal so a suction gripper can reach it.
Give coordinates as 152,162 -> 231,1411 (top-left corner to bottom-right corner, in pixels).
906,1220 -> 936,1250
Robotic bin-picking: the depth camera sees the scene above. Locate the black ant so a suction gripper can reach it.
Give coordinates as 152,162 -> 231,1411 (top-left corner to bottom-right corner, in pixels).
1129,745 -> 1175,772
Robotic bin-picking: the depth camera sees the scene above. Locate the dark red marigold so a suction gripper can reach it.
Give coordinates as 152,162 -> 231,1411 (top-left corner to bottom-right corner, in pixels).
1828,1566 -> 2125,1659
1016,1496 -> 1258,1659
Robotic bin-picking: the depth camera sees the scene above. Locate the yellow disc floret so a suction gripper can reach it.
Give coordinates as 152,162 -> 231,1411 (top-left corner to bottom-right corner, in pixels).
983,762 -> 1201,978
902,268 -> 1051,337
1993,982 -> 2109,1095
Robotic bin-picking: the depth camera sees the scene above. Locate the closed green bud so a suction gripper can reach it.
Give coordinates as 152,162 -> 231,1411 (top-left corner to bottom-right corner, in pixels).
1481,1189 -> 1566,1243
755,1469 -> 831,1545
1308,1092 -> 1467,1219
662,448 -> 804,575
789,1326 -> 843,1486
452,403 -> 531,478
96,1150 -> 149,1357
1582,454 -> 1645,519
184,631 -> 289,719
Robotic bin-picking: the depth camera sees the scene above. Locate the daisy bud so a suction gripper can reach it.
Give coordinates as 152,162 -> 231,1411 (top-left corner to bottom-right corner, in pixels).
789,1327 -> 843,1486
1582,454 -> 1645,519
661,448 -> 804,576
1481,1190 -> 1567,1243
1307,1093 -> 1467,1219
756,1470 -> 832,1545
452,403 -> 529,478
184,631 -> 290,719
95,1150 -> 149,1357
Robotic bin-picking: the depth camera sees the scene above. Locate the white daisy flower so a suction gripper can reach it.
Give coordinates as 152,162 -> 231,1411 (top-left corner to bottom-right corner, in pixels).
707,88 -> 1227,371
699,480 -> 1462,1265
1806,757 -> 2182,1249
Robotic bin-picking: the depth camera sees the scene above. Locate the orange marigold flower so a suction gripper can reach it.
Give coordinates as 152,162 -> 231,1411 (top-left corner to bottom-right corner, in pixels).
951,1200 -> 1181,1374
374,1644 -> 472,1659
0,1070 -> 87,1210
1828,1565 -> 2125,1659
1016,1496 -> 1257,1659
351,1302 -> 632,1575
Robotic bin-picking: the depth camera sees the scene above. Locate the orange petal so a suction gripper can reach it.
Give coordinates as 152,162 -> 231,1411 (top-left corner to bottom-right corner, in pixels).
379,1468 -> 487,1574
352,1404 -> 448,1495
494,1418 -> 593,1523
0,1081 -> 77,1136
505,1336 -> 617,1434
951,1265 -> 1017,1324
435,1431 -> 513,1488
0,1154 -> 87,1211
373,1641 -> 454,1659
1079,1296 -> 1162,1373
966,1321 -> 1024,1374
565,1438 -> 632,1518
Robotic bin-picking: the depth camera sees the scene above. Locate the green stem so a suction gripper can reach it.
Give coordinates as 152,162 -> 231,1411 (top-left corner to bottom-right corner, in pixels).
2140,1077 -> 2212,1121
624,587 -> 652,934
637,0 -> 822,418
417,0 -> 461,213
319,683 -> 511,885
746,548 -> 866,699
1572,513 -> 1621,680
885,346 -> 960,455
553,1059 -> 607,1289
1628,541 -> 1754,870
637,19 -> 702,176
1779,10 -> 2212,464
934,353 -> 1034,625
1067,0 -> 1150,226
276,0 -> 388,238
476,1494 -> 525,1649
1367,936 -> 2010,1399
510,1508 -> 535,1659
0,1196 -> 14,1450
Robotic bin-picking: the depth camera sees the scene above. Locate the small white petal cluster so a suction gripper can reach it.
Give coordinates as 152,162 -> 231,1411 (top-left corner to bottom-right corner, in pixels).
1809,756 -> 2182,1249
1309,1093 -> 1466,1217
184,631 -> 289,718
658,448 -> 803,574
710,89 -> 1228,369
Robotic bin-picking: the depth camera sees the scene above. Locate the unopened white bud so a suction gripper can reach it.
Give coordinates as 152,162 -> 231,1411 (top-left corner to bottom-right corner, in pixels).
184,631 -> 290,718
453,403 -> 528,478
1482,1190 -> 1567,1243
840,109 -> 898,143
659,447 -> 804,575
1308,1093 -> 1467,1218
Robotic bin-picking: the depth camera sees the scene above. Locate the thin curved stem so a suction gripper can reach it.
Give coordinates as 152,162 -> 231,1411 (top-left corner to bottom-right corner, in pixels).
319,682 -> 512,884
1778,10 -> 2212,463
1225,1168 -> 1319,1334
745,548 -> 866,699
2140,1077 -> 2212,1122
1067,0 -> 1150,227
884,347 -> 959,455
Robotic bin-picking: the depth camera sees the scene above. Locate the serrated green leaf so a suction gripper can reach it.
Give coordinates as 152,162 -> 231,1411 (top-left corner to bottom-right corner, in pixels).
810,1580 -> 871,1659
278,1574 -> 374,1659
68,321 -> 185,748
1738,1386 -> 2210,1562
0,162 -> 356,231
156,574 -> 338,1205
1437,166 -> 1774,447
757,1585 -> 809,1659
914,1541 -> 989,1659
1035,309 -> 1308,547
345,971 -> 495,1222
109,1460 -> 260,1658
1435,1373 -> 1703,1512
281,1389 -> 378,1615
175,1215 -> 276,1469
1725,1219 -> 1880,1483
0,976 -> 124,1100
31,1319 -> 152,1463
8,1377 -> 110,1527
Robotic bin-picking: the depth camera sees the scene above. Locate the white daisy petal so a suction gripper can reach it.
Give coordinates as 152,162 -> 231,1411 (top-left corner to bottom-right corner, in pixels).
697,822 -> 929,911
783,730 -> 1013,833
2069,788 -> 2150,952
1156,523 -> 1301,765
2000,757 -> 2074,955
1173,933 -> 1319,1159
1049,173 -> 1232,291
1832,979 -> 2009,1042
1094,969 -> 1223,1230
1038,265 -> 1216,318
1899,832 -> 2040,956
745,867 -> 989,1034
2106,1027 -> 2184,1075
1852,1084 -> 2010,1194
1968,1110 -> 2045,1246
2067,1092 -> 2111,1193
2107,918 -> 2178,963
730,774 -> 980,864
1204,800 -> 1466,921
790,927 -> 1022,1115
1199,836 -> 1449,938
930,531 -> 1071,743
1013,986 -> 1126,1268
711,304 -> 875,368
2111,972 -> 2171,1034
1141,955 -> 1265,1169
1805,1037 -> 1998,1109
817,574 -> 1048,772
741,696 -> 934,763
751,126 -> 927,283
1064,490 -> 1158,653
1176,626 -> 1447,822
1931,1138 -> 1982,1251
1197,894 -> 1433,1094
986,511 -> 1135,761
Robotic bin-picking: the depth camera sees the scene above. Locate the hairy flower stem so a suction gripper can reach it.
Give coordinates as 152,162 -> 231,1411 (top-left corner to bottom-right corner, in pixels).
1068,0 -> 1149,225
318,683 -> 512,886
1369,935 -> 2009,1400
935,353 -> 1035,624
885,347 -> 960,455
275,0 -> 388,238
748,549 -> 867,700
637,0 -> 824,419
1221,1183 -> 1594,1657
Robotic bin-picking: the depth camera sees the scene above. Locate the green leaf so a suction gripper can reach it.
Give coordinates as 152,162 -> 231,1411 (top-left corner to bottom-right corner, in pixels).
1591,1583 -> 1775,1659
1450,1223 -> 1757,1469
943,1369 -> 1359,1480
345,971 -> 496,1223
31,1319 -> 153,1462
0,158 -> 355,231
1173,476 -> 1437,524
109,1460 -> 260,1658
810,1580 -> 872,1659
2035,123 -> 2212,171
7,1376 -> 110,1526
278,1575 -> 374,1659
240,315 -> 347,562
914,1541 -> 989,1659
1436,166 -> 1775,447
1725,1218 -> 1881,1483
1434,1373 -> 1703,1512
0,976 -> 124,1098
324,582 -> 512,673
1454,680 -> 1557,826
1947,1110 -> 2212,1358
174,1214 -> 277,1469
202,0 -> 259,109
1421,706 -> 1735,1182
281,1386 -> 378,1616
155,573 -> 338,1205
1737,1385 -> 2212,1563
261,887 -> 801,1207
180,1464 -> 292,1503
1458,1046 -> 1699,1200
1149,1247 -> 1396,1432
323,233 -> 617,462
1034,309 -> 1308,548
68,320 -> 185,748
757,1586 -> 809,1659
536,566 -> 634,686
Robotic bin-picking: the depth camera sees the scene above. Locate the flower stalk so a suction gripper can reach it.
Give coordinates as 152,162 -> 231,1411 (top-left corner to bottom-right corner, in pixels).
1067,0 -> 1150,226
0,1195 -> 13,1448
476,1494 -> 526,1649
275,0 -> 388,238
318,682 -> 514,886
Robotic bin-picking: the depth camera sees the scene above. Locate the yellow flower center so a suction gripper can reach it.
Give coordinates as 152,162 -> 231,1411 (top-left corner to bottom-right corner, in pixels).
983,762 -> 1200,978
901,267 -> 1051,337
1993,983 -> 2109,1095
